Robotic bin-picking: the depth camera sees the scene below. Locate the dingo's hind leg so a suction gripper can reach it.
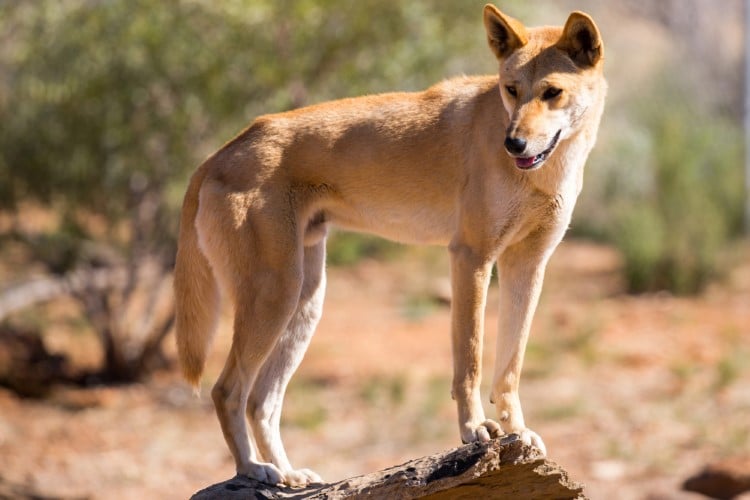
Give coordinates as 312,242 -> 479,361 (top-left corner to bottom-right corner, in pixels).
212,255 -> 303,484
248,238 -> 326,487
211,351 -> 284,484
203,190 -> 305,485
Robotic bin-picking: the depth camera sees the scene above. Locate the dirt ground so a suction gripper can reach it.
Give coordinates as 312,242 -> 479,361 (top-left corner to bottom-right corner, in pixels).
0,240 -> 748,499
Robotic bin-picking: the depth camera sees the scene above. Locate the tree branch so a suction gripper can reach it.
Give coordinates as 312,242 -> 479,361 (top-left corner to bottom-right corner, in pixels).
190,435 -> 586,500
0,267 -> 128,321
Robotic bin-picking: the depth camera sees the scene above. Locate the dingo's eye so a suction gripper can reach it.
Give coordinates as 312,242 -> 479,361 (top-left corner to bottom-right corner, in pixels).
505,85 -> 517,98
542,87 -> 562,100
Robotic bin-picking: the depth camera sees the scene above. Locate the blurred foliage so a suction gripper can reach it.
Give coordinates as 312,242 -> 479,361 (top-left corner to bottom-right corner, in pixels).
578,68 -> 744,294
0,0 -> 745,302
613,110 -> 742,294
0,0 -> 495,255
326,232 -> 404,266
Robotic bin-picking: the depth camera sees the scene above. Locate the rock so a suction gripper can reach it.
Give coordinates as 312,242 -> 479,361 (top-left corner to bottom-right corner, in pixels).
191,435 -> 586,499
683,456 -> 750,499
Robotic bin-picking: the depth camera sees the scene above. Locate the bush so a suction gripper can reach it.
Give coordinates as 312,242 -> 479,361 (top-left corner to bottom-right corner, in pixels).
609,106 -> 743,294
326,232 -> 404,266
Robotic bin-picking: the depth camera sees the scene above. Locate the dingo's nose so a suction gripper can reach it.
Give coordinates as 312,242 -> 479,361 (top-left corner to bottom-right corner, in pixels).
504,136 -> 527,155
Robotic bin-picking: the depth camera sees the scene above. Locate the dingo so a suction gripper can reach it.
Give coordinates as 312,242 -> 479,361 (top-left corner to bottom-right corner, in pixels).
174,4 -> 605,486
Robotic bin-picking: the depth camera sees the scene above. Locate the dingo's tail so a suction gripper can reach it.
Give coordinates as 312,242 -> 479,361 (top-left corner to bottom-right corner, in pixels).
173,165 -> 219,389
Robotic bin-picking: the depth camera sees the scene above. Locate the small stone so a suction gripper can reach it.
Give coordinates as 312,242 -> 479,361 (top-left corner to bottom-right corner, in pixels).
683,456 -> 750,499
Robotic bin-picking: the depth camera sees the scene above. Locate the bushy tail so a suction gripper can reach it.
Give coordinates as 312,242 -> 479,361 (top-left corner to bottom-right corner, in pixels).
173,165 -> 220,389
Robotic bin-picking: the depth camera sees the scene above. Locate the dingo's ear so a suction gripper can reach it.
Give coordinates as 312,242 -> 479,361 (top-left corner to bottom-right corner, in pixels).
483,4 -> 528,59
557,11 -> 603,67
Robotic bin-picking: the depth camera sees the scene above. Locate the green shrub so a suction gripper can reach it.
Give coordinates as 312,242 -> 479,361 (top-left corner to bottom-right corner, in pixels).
326,231 -> 405,266
610,106 -> 743,294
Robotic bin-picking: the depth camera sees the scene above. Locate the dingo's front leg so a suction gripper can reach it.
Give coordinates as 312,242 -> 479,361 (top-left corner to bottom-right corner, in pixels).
491,241 -> 552,455
449,242 -> 502,443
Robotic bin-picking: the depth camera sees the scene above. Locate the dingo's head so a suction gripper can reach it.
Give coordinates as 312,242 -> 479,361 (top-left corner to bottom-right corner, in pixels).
483,4 -> 605,171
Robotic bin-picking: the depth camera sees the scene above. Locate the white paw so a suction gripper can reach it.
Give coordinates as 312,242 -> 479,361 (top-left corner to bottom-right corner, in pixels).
284,468 -> 323,487
515,428 -> 547,456
461,419 -> 503,444
239,461 -> 285,485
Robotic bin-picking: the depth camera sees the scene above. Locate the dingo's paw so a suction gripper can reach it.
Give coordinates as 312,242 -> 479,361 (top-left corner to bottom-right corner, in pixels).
284,468 -> 323,487
239,461 -> 285,485
461,419 -> 503,444
513,428 -> 547,456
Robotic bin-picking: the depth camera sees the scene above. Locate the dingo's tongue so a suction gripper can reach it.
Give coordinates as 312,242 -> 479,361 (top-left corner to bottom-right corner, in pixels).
515,156 -> 537,169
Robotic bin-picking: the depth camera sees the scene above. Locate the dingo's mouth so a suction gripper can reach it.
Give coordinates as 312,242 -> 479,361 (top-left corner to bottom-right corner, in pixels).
513,130 -> 561,170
